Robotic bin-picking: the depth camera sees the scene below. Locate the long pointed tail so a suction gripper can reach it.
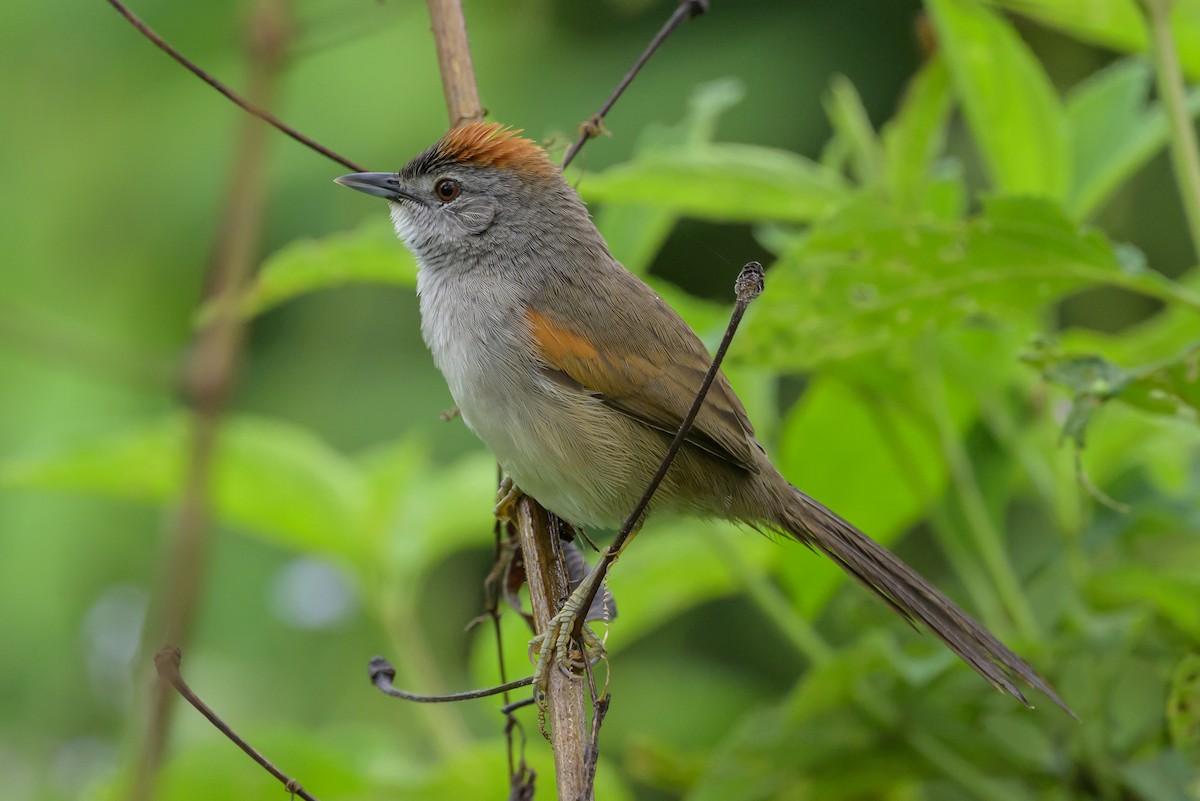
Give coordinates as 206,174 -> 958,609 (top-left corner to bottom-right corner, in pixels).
779,487 -> 1073,716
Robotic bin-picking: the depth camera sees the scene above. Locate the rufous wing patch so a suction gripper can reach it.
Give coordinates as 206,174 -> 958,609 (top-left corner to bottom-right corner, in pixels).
524,307 -> 758,472
526,308 -> 601,366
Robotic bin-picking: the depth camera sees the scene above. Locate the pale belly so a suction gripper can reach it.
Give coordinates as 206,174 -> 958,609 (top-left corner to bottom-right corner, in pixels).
453,365 -> 644,529
419,271 -> 641,527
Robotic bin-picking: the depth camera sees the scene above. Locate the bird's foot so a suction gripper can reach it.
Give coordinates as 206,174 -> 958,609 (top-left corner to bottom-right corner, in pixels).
493,476 -> 524,522
529,590 -> 607,703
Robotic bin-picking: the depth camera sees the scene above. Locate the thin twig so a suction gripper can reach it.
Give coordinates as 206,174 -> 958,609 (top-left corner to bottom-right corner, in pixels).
102,0 -> 365,172
154,647 -> 322,801
129,3 -> 288,798
580,652 -> 610,801
561,0 -> 709,169
426,0 -> 485,128
485,473 -> 523,782
582,695 -> 610,798
369,657 -> 533,702
502,697 -> 539,715
571,261 -> 765,637
1073,446 -> 1131,514
504,713 -> 537,801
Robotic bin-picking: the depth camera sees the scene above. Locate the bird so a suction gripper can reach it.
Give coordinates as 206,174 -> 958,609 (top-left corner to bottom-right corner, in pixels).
335,121 -> 1070,715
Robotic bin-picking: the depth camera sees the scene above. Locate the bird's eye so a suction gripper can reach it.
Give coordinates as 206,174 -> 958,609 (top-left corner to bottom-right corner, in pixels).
434,179 -> 461,202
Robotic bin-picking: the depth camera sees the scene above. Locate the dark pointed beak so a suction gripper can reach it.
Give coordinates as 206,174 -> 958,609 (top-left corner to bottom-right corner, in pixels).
334,172 -> 420,203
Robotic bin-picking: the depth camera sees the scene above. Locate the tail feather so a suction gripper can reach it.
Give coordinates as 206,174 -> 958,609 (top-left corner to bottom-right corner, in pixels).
781,488 -> 1074,717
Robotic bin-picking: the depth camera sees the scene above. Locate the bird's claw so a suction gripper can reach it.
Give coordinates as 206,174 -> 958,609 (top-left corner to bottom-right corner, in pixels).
493,477 -> 524,522
529,604 -> 606,701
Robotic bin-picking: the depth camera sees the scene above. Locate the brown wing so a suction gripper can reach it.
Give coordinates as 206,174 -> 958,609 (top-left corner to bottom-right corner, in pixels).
525,274 -> 760,473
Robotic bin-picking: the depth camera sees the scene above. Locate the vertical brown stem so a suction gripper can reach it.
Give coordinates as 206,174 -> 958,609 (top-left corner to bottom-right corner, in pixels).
425,0 -> 484,128
514,501 -> 590,800
127,2 -> 288,799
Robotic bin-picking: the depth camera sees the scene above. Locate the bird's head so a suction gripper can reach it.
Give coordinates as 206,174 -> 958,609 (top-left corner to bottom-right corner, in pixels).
335,122 -> 576,265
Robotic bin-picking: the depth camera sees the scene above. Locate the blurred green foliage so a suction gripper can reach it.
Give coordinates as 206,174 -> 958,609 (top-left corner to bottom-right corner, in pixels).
2,0 -> 1200,800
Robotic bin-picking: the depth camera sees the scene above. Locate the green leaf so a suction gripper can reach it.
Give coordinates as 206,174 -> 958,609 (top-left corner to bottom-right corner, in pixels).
594,79 -> 748,273
825,75 -> 884,186
0,414 -> 369,559
1066,57 -> 1200,218
994,0 -> 1147,55
579,143 -> 848,224
740,196 -> 1200,371
997,0 -> 1200,82
237,218 -> 415,319
881,55 -> 956,213
927,0 -> 1072,199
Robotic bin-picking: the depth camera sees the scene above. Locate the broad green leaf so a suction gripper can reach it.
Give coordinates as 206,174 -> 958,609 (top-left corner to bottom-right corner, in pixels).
1067,57 -> 1200,218
594,79 -> 748,273
239,218 -> 415,318
0,414 -> 369,559
994,0 -> 1146,54
996,0 -> 1200,82
881,55 -> 956,213
579,143 -> 848,224
739,196 -> 1200,371
824,75 -> 884,186
927,0 -> 1072,199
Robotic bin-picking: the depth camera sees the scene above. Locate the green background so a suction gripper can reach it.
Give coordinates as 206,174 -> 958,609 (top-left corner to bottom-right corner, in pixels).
1,0 -> 1199,799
